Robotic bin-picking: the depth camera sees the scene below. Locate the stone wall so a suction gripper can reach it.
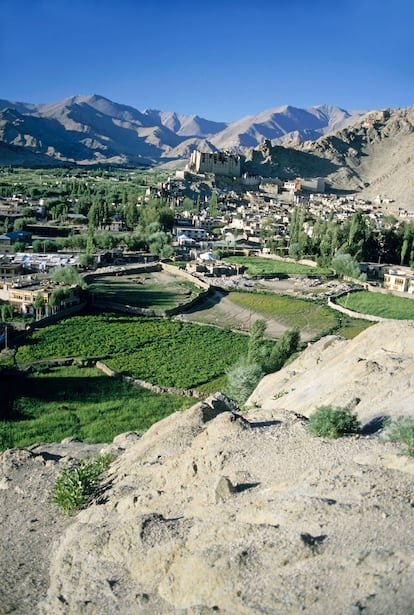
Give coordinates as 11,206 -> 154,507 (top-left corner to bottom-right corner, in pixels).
95,360 -> 206,399
327,296 -> 385,322
161,261 -> 210,290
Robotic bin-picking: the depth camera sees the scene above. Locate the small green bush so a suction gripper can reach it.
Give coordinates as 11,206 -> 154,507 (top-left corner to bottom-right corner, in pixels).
225,357 -> 264,405
308,405 -> 360,438
53,453 -> 114,515
385,417 -> 414,456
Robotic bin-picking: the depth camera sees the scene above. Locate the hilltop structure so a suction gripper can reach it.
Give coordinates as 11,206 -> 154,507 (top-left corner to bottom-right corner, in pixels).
188,149 -> 241,177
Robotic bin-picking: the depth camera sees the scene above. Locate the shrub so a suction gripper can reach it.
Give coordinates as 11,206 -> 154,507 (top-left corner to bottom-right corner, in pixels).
53,453 -> 114,515
385,417 -> 414,456
308,405 -> 360,438
226,357 -> 264,405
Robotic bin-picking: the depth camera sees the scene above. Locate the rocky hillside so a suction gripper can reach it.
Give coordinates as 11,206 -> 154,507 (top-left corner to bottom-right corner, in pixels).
1,320 -> 414,614
245,107 -> 414,208
304,106 -> 414,206
0,95 -> 361,166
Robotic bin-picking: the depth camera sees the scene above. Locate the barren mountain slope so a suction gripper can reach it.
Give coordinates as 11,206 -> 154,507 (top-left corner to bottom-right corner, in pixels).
300,106 -> 414,208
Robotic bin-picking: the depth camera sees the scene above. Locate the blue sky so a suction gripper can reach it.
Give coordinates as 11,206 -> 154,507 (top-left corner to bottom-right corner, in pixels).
1,0 -> 413,121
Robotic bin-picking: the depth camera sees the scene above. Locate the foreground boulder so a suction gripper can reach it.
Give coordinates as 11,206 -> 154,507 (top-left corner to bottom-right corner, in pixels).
40,388 -> 414,613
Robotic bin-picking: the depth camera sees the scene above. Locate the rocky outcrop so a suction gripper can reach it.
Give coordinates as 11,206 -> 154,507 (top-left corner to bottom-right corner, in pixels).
38,391 -> 414,615
248,320 -> 414,424
2,321 -> 414,614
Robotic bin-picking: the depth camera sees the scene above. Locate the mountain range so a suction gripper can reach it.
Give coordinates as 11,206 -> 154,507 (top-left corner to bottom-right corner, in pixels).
1,94 -> 414,208
0,94 -> 363,166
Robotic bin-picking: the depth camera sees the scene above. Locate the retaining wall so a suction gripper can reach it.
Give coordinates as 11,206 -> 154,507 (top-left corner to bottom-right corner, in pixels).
95,360 -> 206,399
327,297 -> 385,322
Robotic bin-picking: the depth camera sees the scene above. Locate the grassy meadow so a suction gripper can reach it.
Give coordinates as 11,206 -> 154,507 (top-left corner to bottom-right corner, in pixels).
222,255 -> 332,277
0,365 -> 193,450
88,272 -> 203,310
336,290 -> 414,320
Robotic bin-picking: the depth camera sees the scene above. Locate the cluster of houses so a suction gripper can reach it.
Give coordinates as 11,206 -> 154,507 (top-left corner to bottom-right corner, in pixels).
0,277 -> 82,318
361,262 -> 414,294
0,149 -> 413,324
0,246 -> 83,317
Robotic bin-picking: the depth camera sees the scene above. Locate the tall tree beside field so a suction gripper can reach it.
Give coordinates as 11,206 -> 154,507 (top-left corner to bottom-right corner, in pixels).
331,252 -> 363,279
34,294 -> 45,321
226,320 -> 301,404
48,288 -> 69,315
124,201 -> 139,230
1,303 -> 14,321
400,222 -> 414,266
247,320 -> 267,366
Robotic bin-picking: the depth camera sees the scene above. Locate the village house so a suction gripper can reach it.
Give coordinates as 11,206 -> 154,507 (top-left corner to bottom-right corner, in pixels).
0,257 -> 24,280
0,280 -> 83,316
173,219 -> 209,243
0,231 -> 32,253
383,266 -> 414,294
360,263 -> 414,295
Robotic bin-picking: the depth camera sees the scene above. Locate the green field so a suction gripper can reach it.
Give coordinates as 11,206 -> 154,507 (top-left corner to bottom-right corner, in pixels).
88,272 -> 203,310
0,365 -> 193,450
2,312 -> 249,450
15,312 -> 248,389
229,291 -> 340,338
222,256 -> 332,277
336,290 -> 414,320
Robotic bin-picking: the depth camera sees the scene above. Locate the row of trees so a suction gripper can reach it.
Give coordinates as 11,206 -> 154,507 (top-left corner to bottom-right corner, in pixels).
288,206 -> 414,267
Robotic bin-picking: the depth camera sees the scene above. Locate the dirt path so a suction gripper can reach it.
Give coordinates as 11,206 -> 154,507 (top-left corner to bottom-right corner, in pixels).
178,289 -> 288,339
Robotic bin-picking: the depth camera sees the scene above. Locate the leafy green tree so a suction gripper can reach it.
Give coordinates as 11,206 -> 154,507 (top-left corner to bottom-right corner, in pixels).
94,232 -> 118,250
12,241 -> 26,253
1,217 -> 10,233
34,294 -> 45,321
1,303 -> 14,321
227,320 -> 301,405
288,242 -> 302,260
331,252 -> 362,279
342,210 -> 369,260
32,239 -> 57,253
182,197 -> 195,212
124,233 -> 146,251
86,226 -> 95,256
247,319 -> 267,365
260,217 -> 279,251
263,328 -> 301,373
400,222 -> 414,266
52,266 -> 86,289
124,201 -> 139,230
49,287 -> 68,314
157,208 -> 174,232
13,217 -> 35,232
209,191 -> 219,216
78,253 -> 96,269
147,226 -> 174,258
